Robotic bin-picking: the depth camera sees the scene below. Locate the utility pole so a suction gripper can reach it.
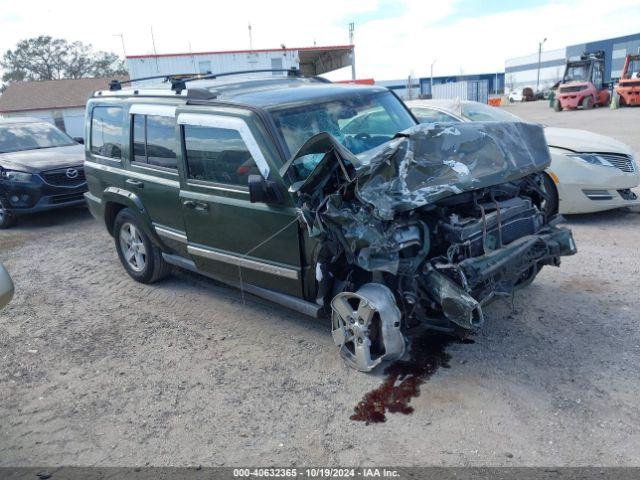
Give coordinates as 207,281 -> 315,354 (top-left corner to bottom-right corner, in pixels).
150,26 -> 159,73
248,23 -> 253,51
348,22 -> 356,80
113,33 -> 127,57
430,59 -> 437,97
536,37 -> 547,92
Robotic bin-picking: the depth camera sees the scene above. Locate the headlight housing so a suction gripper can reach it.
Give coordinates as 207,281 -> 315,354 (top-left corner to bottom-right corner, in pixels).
0,170 -> 34,183
566,153 -> 616,168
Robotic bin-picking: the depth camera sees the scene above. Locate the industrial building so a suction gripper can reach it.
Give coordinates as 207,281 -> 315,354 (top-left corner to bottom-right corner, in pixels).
377,73 -> 504,103
505,32 -> 640,93
125,45 -> 354,82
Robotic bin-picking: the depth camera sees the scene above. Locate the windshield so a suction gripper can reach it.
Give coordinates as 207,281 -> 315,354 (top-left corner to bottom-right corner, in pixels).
563,63 -> 589,82
0,122 -> 76,154
623,58 -> 640,79
461,103 -> 522,122
270,91 -> 416,159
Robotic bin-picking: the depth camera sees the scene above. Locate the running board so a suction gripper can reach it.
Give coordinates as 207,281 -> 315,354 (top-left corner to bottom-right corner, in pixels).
162,253 -> 323,319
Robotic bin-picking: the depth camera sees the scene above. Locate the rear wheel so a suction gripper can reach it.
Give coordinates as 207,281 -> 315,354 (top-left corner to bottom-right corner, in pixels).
0,199 -> 17,229
113,208 -> 171,284
581,95 -> 594,109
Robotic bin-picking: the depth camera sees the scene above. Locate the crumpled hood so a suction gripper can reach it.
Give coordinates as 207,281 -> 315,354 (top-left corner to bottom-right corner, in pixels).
290,121 -> 552,273
0,144 -> 84,173
291,121 -> 551,220
544,127 -> 635,156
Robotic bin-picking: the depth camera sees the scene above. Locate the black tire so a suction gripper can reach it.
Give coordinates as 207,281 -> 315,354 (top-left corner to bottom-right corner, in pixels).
581,95 -> 594,110
541,173 -> 559,216
553,100 -> 562,112
0,198 -> 17,229
113,208 -> 171,284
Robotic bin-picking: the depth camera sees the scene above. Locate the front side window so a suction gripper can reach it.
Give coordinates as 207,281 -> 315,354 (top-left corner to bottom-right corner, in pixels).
270,91 -> 415,157
131,114 -> 178,169
0,122 -> 76,154
183,125 -> 257,186
91,106 -> 123,159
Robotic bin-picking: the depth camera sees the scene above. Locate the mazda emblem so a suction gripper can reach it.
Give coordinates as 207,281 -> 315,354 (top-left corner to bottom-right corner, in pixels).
66,168 -> 79,179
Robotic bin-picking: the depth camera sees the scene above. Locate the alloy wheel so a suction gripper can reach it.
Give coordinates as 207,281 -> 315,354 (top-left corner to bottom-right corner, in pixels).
119,222 -> 147,273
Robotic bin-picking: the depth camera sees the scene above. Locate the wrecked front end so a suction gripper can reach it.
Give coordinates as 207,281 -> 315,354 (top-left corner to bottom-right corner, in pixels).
288,122 -> 577,372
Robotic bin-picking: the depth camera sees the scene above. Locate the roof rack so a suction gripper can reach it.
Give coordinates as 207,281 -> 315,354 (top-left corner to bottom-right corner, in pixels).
108,68 -> 302,93
109,73 -> 200,91
170,68 -> 301,93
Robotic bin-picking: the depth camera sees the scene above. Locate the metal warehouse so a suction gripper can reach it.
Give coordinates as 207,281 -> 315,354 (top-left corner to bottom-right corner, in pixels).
377,73 -> 504,104
505,32 -> 640,93
125,44 -> 355,81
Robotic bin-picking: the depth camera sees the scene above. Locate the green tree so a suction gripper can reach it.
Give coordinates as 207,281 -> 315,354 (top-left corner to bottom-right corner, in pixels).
1,35 -> 127,87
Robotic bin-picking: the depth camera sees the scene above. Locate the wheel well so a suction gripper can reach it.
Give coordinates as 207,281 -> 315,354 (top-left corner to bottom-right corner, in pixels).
104,202 -> 127,236
542,172 -> 559,215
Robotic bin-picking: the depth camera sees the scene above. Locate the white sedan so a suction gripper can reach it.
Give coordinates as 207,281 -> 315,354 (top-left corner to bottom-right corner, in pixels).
405,99 -> 640,214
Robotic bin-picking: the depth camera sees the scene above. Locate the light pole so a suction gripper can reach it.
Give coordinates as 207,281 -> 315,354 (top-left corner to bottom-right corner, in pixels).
349,23 -> 356,81
536,37 -> 547,93
430,59 -> 437,97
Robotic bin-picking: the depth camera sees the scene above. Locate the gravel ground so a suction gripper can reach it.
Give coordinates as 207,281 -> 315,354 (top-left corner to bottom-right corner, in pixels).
1,101 -> 639,467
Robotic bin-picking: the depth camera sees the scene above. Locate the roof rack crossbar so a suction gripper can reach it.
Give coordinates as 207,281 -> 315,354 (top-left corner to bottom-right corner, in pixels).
171,68 -> 301,92
108,67 -> 303,93
109,73 -> 201,91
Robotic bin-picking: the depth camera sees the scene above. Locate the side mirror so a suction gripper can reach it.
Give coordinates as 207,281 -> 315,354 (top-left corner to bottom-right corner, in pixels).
73,137 -> 85,145
248,175 -> 282,204
0,263 -> 14,309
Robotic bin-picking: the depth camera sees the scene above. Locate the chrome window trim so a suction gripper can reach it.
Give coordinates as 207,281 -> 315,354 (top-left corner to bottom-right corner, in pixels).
130,104 -> 177,117
177,113 -> 270,178
187,245 -> 299,280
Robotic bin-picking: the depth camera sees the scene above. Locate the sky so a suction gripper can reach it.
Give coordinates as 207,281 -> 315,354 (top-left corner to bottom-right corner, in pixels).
1,0 -> 639,81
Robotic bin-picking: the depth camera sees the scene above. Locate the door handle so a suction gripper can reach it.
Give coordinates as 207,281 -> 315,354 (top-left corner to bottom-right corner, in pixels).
183,200 -> 209,211
126,179 -> 144,189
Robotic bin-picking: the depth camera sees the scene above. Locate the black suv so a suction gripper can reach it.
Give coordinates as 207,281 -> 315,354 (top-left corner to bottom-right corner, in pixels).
0,118 -> 87,228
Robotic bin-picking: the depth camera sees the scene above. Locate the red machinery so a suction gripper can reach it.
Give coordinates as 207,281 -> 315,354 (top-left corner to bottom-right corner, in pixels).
616,54 -> 640,107
554,51 -> 610,111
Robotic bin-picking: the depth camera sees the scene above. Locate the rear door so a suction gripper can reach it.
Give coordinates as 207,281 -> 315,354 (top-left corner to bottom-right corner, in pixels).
126,104 -> 187,255
176,109 -> 303,298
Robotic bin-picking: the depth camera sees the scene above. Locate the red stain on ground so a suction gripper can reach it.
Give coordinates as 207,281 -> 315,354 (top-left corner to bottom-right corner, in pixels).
351,332 -> 474,424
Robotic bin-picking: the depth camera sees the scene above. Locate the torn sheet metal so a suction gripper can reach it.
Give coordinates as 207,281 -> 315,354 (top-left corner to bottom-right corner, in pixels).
354,122 -> 551,220
289,122 -> 555,274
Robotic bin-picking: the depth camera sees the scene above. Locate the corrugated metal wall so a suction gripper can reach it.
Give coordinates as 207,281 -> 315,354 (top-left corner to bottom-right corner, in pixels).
126,50 -> 300,84
431,82 -> 468,100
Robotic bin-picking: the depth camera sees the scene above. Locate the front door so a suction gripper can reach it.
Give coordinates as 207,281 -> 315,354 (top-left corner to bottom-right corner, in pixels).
176,111 -> 303,298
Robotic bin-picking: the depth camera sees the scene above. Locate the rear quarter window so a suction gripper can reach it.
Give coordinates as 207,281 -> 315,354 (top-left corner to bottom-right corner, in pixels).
91,106 -> 123,159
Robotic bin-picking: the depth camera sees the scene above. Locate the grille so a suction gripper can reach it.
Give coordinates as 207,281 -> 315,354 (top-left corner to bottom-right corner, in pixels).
596,153 -> 637,173
50,192 -> 85,204
41,167 -> 86,187
560,86 -> 585,93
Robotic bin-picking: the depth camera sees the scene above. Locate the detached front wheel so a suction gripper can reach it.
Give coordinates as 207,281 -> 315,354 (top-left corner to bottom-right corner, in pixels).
113,208 -> 171,284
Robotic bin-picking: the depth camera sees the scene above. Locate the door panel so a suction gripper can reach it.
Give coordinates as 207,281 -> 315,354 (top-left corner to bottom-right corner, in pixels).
177,112 -> 303,297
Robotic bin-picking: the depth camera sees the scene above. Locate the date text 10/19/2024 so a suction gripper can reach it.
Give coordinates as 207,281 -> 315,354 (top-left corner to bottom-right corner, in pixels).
233,468 -> 400,478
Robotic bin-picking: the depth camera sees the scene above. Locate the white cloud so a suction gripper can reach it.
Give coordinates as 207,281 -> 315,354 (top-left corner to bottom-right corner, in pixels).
0,0 -> 639,81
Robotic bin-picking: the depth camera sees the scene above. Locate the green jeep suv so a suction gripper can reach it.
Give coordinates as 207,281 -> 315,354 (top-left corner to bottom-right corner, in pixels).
84,71 -> 576,372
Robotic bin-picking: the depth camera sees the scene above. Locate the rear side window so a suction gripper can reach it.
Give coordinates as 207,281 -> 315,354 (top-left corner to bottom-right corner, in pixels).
183,125 -> 257,186
131,114 -> 178,169
91,106 -> 123,159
